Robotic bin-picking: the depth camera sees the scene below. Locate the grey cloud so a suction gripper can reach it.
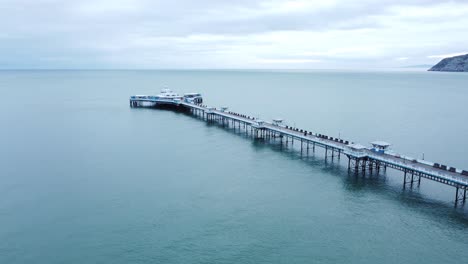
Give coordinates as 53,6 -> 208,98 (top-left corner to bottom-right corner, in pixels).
1,0 -> 459,35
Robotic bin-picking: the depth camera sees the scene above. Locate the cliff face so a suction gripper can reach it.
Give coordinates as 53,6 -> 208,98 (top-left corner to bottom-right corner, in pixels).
429,54 -> 468,72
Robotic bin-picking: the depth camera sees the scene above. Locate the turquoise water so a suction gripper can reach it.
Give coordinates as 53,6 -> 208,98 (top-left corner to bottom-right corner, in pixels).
0,70 -> 467,263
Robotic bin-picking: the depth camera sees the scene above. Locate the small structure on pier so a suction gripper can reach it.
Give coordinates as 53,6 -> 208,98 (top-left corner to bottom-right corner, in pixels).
346,144 -> 368,158
206,107 -> 216,114
370,141 -> 391,154
220,106 -> 228,112
252,119 -> 266,129
349,144 -> 367,151
272,118 -> 283,126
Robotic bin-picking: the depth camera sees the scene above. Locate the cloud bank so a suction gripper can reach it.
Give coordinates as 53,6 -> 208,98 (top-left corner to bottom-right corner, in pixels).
1,0 -> 467,69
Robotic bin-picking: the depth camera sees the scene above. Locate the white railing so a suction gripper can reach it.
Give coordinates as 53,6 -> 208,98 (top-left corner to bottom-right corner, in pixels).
368,154 -> 468,186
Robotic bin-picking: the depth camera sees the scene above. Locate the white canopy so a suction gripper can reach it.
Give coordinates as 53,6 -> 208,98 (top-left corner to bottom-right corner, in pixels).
349,144 -> 367,151
371,141 -> 391,147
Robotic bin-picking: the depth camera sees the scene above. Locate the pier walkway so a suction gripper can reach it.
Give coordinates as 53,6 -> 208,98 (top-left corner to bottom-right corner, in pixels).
131,97 -> 468,206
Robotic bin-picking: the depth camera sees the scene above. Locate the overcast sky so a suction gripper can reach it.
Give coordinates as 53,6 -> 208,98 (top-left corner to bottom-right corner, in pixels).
1,0 -> 467,69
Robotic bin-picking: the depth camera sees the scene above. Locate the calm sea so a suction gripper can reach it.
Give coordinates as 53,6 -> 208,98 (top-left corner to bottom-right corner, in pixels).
0,70 -> 467,263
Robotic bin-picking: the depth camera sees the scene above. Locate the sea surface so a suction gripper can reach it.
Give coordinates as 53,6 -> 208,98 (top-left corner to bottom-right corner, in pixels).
1,70 -> 467,263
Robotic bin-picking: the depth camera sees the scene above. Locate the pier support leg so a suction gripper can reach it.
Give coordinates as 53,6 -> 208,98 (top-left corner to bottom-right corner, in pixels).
455,187 -> 467,207
403,170 -> 407,189
403,170 -> 419,189
411,172 -> 414,188
362,160 -> 366,176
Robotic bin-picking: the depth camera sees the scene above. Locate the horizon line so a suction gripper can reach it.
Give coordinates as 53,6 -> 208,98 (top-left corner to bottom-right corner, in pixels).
0,67 -> 431,71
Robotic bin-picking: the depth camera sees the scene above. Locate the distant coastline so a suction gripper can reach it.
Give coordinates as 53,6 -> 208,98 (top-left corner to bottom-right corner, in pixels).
400,64 -> 433,69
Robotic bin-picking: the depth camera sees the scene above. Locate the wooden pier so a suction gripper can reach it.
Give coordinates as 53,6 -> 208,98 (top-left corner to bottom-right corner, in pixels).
130,98 -> 468,206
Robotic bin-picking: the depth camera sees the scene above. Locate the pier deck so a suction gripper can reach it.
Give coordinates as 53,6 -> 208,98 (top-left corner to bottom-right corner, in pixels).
131,98 -> 468,206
